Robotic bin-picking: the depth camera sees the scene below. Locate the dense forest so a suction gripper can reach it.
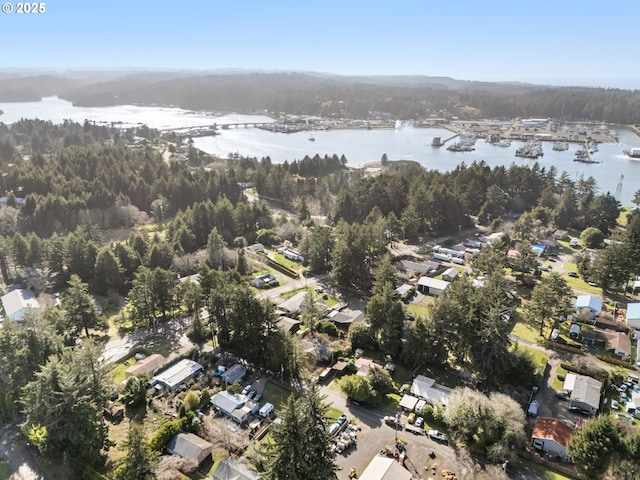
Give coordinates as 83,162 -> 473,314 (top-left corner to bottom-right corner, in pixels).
1,70 -> 640,123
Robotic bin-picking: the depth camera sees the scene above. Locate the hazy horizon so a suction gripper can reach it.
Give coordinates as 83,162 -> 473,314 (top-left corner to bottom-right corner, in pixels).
1,0 -> 638,90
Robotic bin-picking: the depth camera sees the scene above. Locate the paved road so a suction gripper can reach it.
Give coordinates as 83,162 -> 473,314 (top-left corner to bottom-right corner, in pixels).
0,421 -> 44,480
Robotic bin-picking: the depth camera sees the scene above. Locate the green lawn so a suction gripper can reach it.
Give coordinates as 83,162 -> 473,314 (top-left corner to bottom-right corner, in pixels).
552,364 -> 569,391
262,380 -> 293,412
325,406 -> 343,423
407,303 -> 430,317
0,460 -> 11,480
110,357 -> 136,385
272,252 -> 304,272
512,320 -> 543,345
562,263 -> 601,294
512,457 -> 576,480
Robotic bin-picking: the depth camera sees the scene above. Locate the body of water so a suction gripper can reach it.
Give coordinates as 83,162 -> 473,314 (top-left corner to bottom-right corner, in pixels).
2,96 -> 640,206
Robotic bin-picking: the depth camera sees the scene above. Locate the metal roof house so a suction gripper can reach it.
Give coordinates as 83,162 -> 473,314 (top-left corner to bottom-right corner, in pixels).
1,288 -> 40,322
410,375 -> 453,407
626,303 -> 640,330
150,359 -> 204,391
565,374 -> 602,415
210,390 -> 258,424
442,268 -> 459,282
531,418 -> 573,461
220,364 -> 246,385
167,432 -> 213,465
574,295 -> 603,319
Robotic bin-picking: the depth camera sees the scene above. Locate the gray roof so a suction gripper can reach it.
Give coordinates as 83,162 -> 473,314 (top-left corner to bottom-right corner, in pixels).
327,309 -> 364,324
570,375 -> 602,410
1,288 -> 39,320
166,433 -> 212,462
220,364 -> 247,383
417,276 -> 451,291
214,457 -> 259,480
151,359 -> 203,390
211,390 -> 247,414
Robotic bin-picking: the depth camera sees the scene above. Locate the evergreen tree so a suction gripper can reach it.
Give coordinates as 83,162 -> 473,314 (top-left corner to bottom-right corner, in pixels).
115,425 -> 157,480
61,274 -> 103,337
92,247 -> 123,294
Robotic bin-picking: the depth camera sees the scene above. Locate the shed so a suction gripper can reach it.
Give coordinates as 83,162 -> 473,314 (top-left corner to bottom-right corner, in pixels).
359,455 -> 412,480
277,316 -> 301,334
125,354 -> 167,379
531,418 -> 573,461
399,394 -> 419,412
442,268 -> 459,282
416,276 -> 450,296
574,295 -> 602,319
151,359 -> 203,391
1,288 -> 40,322
213,457 -> 259,480
626,303 -> 640,330
167,433 -> 213,466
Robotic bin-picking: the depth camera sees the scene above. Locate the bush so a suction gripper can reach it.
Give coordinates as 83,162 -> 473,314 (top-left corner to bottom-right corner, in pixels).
149,417 -> 190,451
316,321 -> 338,337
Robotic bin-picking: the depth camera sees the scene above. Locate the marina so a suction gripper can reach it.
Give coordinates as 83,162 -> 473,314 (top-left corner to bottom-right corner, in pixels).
2,97 -> 640,206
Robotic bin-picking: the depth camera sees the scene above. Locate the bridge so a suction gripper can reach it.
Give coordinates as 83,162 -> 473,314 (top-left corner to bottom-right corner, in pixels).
159,122 -> 273,132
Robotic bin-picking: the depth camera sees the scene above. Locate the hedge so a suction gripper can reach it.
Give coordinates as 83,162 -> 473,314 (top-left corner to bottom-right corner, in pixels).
545,340 -> 583,355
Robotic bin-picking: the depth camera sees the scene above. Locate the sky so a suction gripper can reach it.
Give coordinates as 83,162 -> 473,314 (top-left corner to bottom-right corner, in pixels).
1,0 -> 639,89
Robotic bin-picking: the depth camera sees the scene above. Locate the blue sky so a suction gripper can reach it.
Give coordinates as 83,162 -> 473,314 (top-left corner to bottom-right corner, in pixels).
2,0 -> 638,88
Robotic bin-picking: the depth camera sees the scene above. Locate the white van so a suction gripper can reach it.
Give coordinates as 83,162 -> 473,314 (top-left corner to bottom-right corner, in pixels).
570,238 -> 579,247
259,402 -> 274,418
551,328 -> 560,342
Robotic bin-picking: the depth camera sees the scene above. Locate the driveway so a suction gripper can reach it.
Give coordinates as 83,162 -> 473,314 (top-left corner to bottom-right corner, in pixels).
320,385 -> 546,480
0,422 -> 44,480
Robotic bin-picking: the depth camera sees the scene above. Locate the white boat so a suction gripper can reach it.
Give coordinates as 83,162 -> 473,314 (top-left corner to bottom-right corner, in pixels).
552,141 -> 569,151
497,139 -> 511,147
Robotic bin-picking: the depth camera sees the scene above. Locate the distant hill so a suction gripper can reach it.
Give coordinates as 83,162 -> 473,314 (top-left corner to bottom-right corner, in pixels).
0,69 -> 638,123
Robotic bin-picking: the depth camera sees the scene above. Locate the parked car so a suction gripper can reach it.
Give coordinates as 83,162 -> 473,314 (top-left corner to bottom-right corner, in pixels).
616,413 -> 634,423
611,400 -> 619,410
253,392 -> 263,402
384,416 -> 401,427
407,412 -> 416,424
555,391 -> 570,401
414,417 -> 424,428
620,384 -> 629,393
527,400 -> 539,417
428,430 -> 447,442
551,328 -> 560,342
567,271 -> 579,278
568,406 -> 590,416
242,385 -> 252,395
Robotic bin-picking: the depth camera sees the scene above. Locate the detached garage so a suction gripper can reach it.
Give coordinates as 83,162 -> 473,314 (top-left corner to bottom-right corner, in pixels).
416,276 -> 450,296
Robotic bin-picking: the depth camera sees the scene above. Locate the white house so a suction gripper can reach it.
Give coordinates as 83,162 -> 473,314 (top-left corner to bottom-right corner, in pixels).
210,390 -> 258,424
410,375 -> 453,407
626,303 -> 640,330
531,418 -> 573,461
564,374 -> 602,415
574,295 -> 602,319
1,288 -> 40,322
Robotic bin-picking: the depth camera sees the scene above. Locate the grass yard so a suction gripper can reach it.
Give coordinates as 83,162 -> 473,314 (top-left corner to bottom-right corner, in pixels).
552,364 -> 569,391
511,319 -> 543,345
272,252 -> 304,272
262,380 -> 293,412
325,406 -> 343,423
0,461 -> 11,480
110,357 -> 136,384
513,457 -> 576,480
562,263 -> 600,294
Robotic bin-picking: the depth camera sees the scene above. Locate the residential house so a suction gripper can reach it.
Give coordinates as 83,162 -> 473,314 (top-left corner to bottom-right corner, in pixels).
213,457 -> 259,480
602,330 -> 631,357
563,373 -> 602,415
150,359 -> 204,391
396,259 -> 439,278
246,243 -> 265,254
300,338 -> 331,361
531,418 -> 573,461
210,390 -> 258,424
410,375 -> 453,407
277,316 -> 301,335
250,273 -> 276,288
220,364 -> 246,385
125,354 -> 167,379
416,276 -> 450,296
167,433 -> 213,466
1,288 -> 40,322
359,455 -> 412,480
626,303 -> 640,330
278,291 -> 327,317
574,295 -> 603,319
326,309 -> 364,325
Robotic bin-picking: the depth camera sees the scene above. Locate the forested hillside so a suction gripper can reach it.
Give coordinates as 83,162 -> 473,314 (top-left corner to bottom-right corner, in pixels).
1,70 -> 639,123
